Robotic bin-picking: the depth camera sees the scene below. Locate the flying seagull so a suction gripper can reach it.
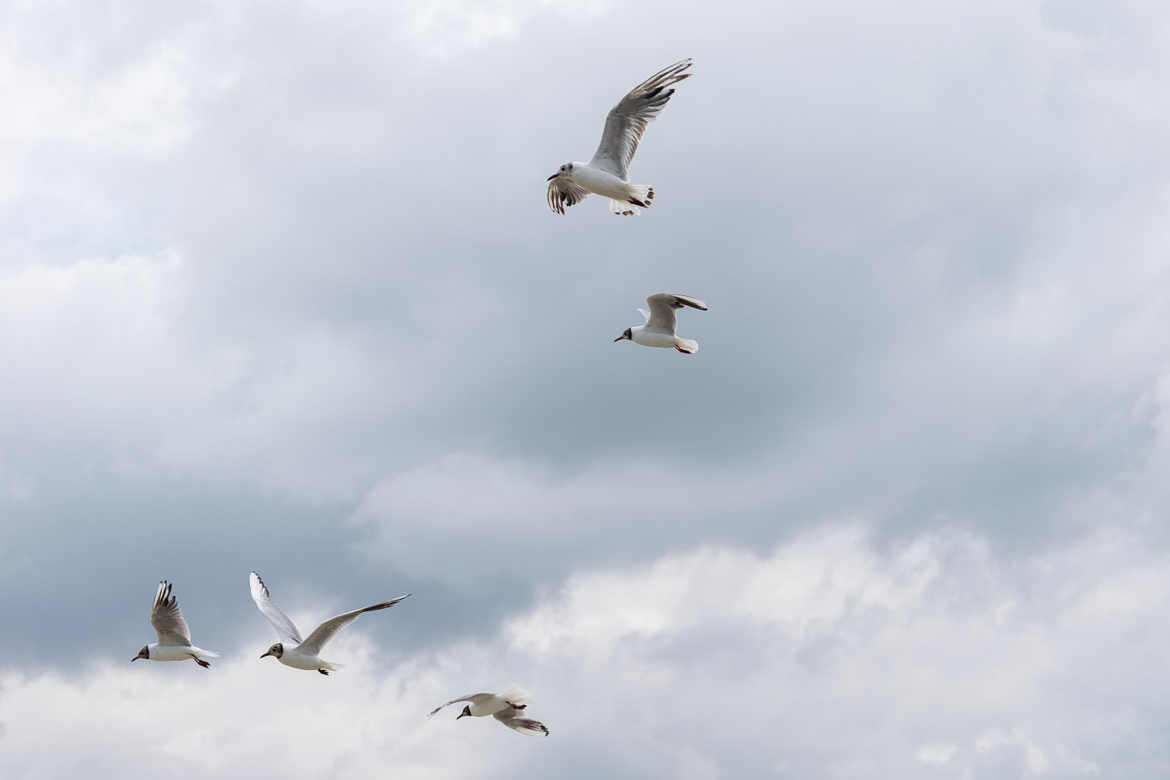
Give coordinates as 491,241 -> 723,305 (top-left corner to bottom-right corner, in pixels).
131,580 -> 218,668
547,59 -> 692,216
429,690 -> 550,736
249,571 -> 409,675
614,293 -> 708,354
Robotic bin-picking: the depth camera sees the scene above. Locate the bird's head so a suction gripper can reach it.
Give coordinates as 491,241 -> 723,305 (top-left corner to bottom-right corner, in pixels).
547,162 -> 573,181
614,327 -> 632,343
457,705 -> 472,720
131,645 -> 149,662
260,642 -> 283,659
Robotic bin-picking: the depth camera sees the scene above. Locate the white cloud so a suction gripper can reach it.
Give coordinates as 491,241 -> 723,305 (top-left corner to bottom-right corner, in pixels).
2,0 -> 1170,775
4,523 -> 1166,778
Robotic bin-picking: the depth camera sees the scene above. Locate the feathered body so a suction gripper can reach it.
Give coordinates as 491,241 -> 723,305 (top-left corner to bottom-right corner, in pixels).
142,643 -> 219,663
428,688 -> 549,736
131,581 -> 218,668
615,293 -> 708,354
547,59 -> 691,215
250,571 -> 409,675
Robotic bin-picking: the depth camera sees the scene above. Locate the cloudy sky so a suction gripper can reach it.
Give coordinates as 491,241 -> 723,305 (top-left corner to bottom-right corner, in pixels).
3,0 -> 1170,777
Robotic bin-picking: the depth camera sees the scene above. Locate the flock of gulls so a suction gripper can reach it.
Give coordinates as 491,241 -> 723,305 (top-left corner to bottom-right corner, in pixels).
131,58 -> 702,739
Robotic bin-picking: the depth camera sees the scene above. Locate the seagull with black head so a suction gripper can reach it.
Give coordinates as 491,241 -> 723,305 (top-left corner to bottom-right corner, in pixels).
250,571 -> 409,675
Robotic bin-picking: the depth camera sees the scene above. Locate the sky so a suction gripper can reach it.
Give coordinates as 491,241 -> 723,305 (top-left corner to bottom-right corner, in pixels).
2,0 -> 1170,777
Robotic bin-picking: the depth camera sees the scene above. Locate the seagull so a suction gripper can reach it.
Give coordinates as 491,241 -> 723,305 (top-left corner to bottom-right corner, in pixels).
249,571 -> 409,675
614,293 -> 708,354
428,689 -> 550,736
547,59 -> 692,216
131,580 -> 218,668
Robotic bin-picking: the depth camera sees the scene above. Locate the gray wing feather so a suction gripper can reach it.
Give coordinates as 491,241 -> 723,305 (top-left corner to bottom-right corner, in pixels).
298,593 -> 410,655
590,59 -> 693,179
427,693 -> 495,717
547,177 -> 589,214
151,581 -> 192,646
645,292 -> 708,333
249,571 -> 304,645
493,708 -> 550,736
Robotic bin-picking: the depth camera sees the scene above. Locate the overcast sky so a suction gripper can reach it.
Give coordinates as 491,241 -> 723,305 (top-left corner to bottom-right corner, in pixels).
3,0 -> 1170,777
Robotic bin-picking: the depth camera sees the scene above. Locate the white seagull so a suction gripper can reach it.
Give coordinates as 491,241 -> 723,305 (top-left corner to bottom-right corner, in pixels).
547,59 -> 692,216
131,580 -> 218,668
250,571 -> 410,675
428,689 -> 550,736
614,292 -> 708,354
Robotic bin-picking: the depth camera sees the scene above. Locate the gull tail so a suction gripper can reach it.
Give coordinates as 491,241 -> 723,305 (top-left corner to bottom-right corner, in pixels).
674,338 -> 699,355
500,687 -> 532,707
610,184 -> 654,216
194,647 -> 219,658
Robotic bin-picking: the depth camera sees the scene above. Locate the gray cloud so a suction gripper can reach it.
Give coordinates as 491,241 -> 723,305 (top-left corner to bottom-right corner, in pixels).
2,0 -> 1170,775
4,524 -> 1170,778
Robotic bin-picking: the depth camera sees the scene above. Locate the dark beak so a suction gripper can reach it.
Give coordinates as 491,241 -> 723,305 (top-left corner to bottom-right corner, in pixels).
457,711 -> 469,720
547,173 -> 558,181
260,650 -> 272,659
614,334 -> 625,342
130,656 -> 139,662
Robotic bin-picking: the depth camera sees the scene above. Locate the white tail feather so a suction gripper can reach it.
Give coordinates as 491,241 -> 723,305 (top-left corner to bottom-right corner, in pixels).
627,183 -> 653,206
500,686 -> 531,706
609,184 -> 654,216
609,199 -> 641,216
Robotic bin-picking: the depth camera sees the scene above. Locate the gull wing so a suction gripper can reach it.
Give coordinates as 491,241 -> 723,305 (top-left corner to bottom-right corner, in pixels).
547,176 -> 589,214
249,571 -> 304,645
645,293 -> 708,333
297,593 -> 410,656
427,692 -> 497,717
493,707 -> 550,736
151,580 -> 192,646
590,59 -> 693,179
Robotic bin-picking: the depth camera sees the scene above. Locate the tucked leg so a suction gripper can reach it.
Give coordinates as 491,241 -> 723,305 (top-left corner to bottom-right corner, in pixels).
191,655 -> 210,668
318,669 -> 329,676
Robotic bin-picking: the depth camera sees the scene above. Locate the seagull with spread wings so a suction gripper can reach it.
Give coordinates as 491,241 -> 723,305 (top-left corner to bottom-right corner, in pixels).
614,292 -> 708,354
428,689 -> 550,736
249,571 -> 409,675
547,59 -> 692,216
131,580 -> 218,668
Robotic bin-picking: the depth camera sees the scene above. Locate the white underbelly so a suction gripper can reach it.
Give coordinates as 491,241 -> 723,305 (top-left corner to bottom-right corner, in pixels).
151,644 -> 196,661
280,650 -> 325,670
575,167 -> 628,199
470,698 -> 508,717
633,330 -> 677,348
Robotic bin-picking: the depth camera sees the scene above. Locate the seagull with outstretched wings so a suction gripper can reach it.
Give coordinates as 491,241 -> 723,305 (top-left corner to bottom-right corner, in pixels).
547,59 -> 693,216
